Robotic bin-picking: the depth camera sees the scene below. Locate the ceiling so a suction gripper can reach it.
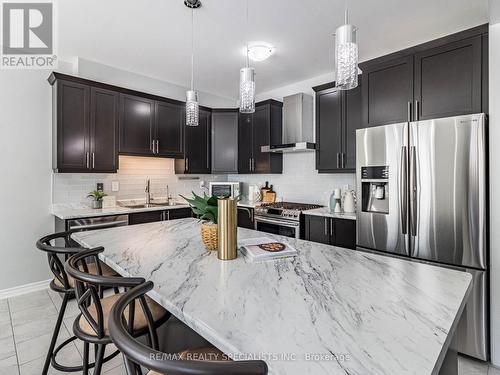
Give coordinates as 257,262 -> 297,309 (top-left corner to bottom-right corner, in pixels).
58,0 -> 488,100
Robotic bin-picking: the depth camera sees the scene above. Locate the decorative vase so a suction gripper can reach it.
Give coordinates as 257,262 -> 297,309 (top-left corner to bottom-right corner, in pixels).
217,198 -> 237,260
200,222 -> 218,251
91,200 -> 102,209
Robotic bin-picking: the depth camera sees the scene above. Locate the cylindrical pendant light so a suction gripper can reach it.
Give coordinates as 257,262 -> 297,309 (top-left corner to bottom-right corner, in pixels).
185,2 -> 199,126
335,9 -> 358,90
239,0 -> 255,113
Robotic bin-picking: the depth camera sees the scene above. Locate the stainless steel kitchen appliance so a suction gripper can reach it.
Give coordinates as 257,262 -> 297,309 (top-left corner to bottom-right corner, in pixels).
209,182 -> 241,199
67,214 -> 129,232
254,202 -> 322,239
356,113 -> 488,361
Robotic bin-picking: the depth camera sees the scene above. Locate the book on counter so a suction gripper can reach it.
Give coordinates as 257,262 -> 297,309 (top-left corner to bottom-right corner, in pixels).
239,237 -> 297,262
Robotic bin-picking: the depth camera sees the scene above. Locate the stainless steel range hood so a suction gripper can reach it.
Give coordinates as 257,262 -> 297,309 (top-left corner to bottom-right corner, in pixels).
261,93 -> 315,153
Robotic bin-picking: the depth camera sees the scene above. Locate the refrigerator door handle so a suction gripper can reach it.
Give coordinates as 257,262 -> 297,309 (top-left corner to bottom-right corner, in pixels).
410,146 -> 417,236
400,146 -> 408,235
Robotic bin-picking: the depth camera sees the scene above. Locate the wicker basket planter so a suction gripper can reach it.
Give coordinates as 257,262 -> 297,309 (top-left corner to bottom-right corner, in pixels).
200,222 -> 218,251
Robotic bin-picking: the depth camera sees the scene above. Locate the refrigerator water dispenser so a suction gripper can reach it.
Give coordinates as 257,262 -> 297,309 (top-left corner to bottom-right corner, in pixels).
361,166 -> 389,214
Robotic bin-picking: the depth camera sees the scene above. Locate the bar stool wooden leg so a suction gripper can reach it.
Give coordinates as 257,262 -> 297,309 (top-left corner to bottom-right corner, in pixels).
42,293 -> 69,375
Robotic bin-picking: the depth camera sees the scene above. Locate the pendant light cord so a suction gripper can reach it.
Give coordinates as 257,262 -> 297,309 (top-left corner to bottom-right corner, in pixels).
191,7 -> 194,91
245,0 -> 249,68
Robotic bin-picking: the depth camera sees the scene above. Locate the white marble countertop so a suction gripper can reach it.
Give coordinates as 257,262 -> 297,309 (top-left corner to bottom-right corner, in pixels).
304,207 -> 357,220
52,199 -> 260,220
72,219 -> 471,375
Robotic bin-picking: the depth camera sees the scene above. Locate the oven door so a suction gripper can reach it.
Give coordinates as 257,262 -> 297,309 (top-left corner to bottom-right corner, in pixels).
254,216 -> 300,239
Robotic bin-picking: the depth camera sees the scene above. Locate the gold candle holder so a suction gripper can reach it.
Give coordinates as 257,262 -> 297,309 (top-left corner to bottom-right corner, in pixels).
217,198 -> 237,260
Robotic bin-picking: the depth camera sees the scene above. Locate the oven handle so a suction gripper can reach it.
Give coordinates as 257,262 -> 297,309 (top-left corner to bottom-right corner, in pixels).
254,216 -> 300,228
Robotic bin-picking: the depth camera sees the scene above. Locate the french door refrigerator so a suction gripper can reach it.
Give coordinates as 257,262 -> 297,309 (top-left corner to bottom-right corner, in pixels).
356,113 -> 488,361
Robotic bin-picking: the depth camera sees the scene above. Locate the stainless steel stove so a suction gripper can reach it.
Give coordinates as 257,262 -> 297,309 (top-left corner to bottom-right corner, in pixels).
254,202 -> 322,238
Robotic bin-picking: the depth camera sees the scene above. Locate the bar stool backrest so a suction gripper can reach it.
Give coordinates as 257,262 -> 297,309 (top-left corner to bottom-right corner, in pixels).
108,282 -> 268,375
36,231 -> 83,293
65,247 -> 145,340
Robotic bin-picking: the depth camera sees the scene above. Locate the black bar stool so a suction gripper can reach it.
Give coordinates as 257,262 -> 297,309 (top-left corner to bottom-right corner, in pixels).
108,281 -> 268,375
36,231 -> 118,375
65,247 -> 171,375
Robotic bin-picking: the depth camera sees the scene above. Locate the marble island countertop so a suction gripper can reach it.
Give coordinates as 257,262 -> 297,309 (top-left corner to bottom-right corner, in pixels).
72,218 -> 471,375
52,199 -> 261,220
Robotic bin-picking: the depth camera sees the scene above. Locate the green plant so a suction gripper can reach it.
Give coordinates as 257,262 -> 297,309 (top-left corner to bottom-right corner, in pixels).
181,193 -> 252,225
87,190 -> 107,201
181,192 -> 218,224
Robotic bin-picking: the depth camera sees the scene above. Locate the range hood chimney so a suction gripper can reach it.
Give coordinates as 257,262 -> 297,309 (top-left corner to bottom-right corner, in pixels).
261,93 -> 315,153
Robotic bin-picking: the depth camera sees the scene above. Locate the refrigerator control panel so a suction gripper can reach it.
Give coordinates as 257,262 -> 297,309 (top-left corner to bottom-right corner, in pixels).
361,166 -> 389,180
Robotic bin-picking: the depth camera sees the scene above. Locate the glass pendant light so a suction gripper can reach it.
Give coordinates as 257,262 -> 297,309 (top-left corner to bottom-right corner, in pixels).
239,0 -> 255,113
334,9 -> 358,90
186,3 -> 199,126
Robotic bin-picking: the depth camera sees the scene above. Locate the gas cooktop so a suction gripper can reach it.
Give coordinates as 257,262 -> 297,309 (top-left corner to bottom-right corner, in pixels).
255,202 -> 322,221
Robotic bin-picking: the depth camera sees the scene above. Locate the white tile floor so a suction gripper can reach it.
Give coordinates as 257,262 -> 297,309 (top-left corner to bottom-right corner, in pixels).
0,288 -> 498,375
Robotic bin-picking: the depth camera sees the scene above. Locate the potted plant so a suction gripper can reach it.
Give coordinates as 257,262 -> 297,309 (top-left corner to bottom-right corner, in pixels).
181,192 -> 219,251
87,190 -> 107,209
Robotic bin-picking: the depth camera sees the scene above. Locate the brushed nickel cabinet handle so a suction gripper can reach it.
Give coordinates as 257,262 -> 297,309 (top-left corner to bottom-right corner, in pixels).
151,140 -> 155,154
330,218 -> 333,236
92,153 -> 95,169
186,158 -> 189,172
324,218 -> 328,236
86,152 -> 90,169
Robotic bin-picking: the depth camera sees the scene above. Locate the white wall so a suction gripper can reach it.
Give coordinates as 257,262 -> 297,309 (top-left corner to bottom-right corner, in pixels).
232,72 -> 356,206
0,70 -> 54,290
76,58 -> 237,108
489,20 -> 500,367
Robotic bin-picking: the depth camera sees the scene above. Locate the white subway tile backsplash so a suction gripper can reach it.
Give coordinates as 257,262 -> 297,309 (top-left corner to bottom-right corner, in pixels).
52,156 -> 225,205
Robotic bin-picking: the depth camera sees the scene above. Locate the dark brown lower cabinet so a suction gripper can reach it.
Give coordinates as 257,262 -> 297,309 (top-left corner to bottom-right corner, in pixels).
129,208 -> 192,225
237,207 -> 254,229
304,215 -> 356,249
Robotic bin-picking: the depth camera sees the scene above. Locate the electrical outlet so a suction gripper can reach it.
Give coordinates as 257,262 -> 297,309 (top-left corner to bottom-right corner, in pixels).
111,181 -> 119,192
96,183 -> 104,192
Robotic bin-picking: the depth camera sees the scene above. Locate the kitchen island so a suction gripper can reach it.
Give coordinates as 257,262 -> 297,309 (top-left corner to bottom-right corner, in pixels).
72,218 -> 471,375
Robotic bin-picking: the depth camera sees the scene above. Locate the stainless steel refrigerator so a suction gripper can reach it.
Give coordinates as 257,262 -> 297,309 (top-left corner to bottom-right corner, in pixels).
356,113 -> 488,361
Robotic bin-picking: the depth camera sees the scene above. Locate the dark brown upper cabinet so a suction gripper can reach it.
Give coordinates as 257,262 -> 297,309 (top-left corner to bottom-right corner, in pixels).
313,79 -> 362,173
155,100 -> 184,158
360,25 -> 487,127
414,36 -> 482,121
119,94 -> 155,156
212,109 -> 239,174
89,87 -> 119,172
237,100 -> 283,174
175,108 -> 212,174
49,75 -> 118,173
361,55 -> 414,127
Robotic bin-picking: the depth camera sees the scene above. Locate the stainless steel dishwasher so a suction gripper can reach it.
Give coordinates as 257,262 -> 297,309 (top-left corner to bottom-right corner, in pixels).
67,214 -> 129,232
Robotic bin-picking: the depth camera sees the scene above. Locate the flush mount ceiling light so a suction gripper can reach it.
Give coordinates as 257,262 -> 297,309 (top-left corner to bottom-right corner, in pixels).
334,8 -> 359,90
185,0 -> 200,126
239,0 -> 255,114
247,42 -> 275,62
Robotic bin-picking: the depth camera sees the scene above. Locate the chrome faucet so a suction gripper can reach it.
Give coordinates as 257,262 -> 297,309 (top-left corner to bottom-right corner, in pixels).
145,179 -> 151,205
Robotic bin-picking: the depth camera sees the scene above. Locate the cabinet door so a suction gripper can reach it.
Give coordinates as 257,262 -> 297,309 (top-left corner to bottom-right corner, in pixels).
252,105 -> 271,173
238,113 -> 253,173
90,87 -> 118,172
56,81 -> 90,172
344,82 -> 362,170
304,216 -> 330,245
184,109 -> 211,174
237,207 -> 254,229
156,101 -> 184,158
414,36 -> 482,120
362,55 -> 414,127
168,208 -> 192,220
331,218 -> 356,249
119,94 -> 155,155
316,89 -> 343,172
129,211 -> 165,225
212,111 -> 238,173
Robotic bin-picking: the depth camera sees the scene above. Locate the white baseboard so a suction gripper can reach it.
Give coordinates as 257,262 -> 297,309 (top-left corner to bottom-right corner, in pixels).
0,279 -> 51,300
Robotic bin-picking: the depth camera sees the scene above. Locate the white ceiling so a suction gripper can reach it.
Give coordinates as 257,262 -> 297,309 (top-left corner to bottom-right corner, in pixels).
58,0 -> 488,100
